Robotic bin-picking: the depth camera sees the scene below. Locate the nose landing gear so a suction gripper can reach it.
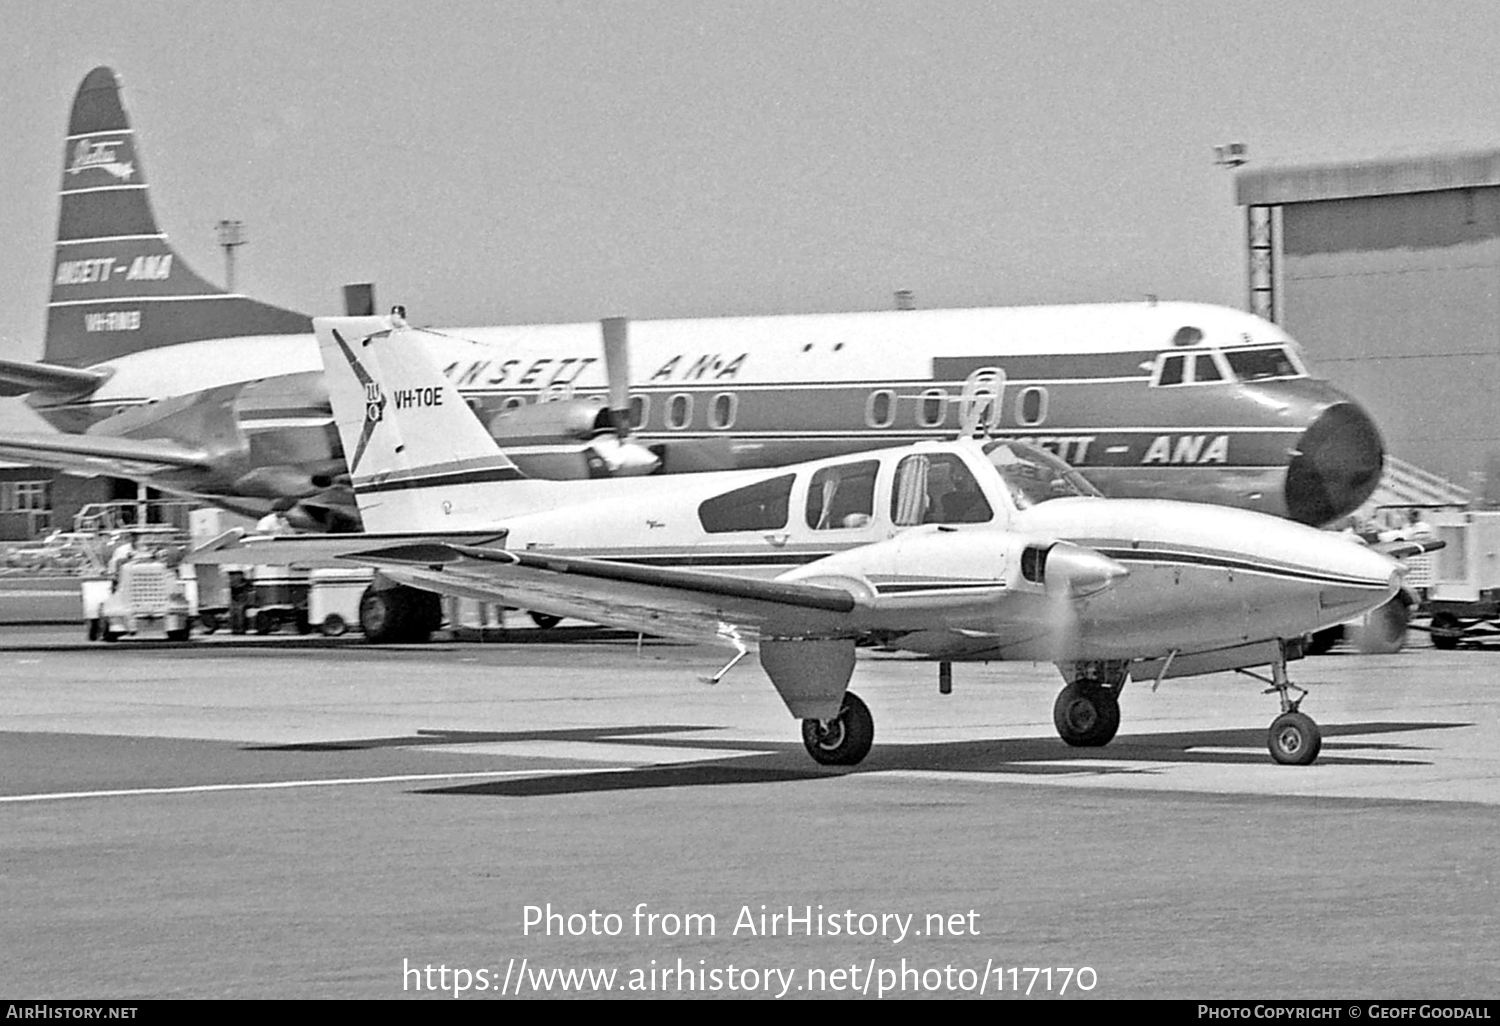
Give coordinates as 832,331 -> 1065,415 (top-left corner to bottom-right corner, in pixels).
1053,661 -> 1127,747
1240,643 -> 1322,765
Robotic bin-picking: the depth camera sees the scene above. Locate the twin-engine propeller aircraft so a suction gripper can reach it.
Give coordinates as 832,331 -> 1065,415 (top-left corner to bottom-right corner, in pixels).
194,315 -> 1404,767
0,67 -> 1385,532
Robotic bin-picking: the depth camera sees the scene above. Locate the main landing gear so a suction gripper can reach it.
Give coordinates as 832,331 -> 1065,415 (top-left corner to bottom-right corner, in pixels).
1241,643 -> 1322,766
1053,661 -> 1126,747
801,691 -> 874,766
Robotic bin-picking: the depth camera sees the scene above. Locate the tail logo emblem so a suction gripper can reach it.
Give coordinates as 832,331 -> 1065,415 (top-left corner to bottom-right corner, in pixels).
331,328 -> 391,475
67,138 -> 135,181
365,383 -> 385,425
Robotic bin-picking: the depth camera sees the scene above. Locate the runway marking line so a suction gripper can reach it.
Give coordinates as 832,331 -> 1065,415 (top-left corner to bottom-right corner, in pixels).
0,768 -> 634,805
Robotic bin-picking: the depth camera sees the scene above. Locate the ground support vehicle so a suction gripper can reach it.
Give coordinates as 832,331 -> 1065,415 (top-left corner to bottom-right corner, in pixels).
1421,509 -> 1500,649
83,557 -> 195,641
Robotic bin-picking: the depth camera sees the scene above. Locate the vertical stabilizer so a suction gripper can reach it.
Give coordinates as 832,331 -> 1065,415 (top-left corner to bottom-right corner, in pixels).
46,67 -> 311,368
314,315 -> 526,532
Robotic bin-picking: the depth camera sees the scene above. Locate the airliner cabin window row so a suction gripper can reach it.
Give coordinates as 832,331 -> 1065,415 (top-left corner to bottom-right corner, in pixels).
628,395 -> 649,430
805,460 -> 879,530
667,393 -> 693,430
865,389 -> 896,428
698,474 -> 794,533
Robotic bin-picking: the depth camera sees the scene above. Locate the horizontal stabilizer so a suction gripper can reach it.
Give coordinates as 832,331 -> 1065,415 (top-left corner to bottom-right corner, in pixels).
1369,536 -> 1445,561
0,359 -> 109,398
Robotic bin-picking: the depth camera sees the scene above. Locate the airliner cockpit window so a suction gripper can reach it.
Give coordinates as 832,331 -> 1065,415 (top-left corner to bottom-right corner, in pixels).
981,440 -> 1102,509
805,460 -> 879,530
1156,354 -> 1187,386
698,474 -> 794,533
890,453 -> 993,526
1224,346 -> 1301,381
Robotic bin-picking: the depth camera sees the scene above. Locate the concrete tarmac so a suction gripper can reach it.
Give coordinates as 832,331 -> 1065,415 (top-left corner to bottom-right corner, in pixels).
0,626 -> 1496,999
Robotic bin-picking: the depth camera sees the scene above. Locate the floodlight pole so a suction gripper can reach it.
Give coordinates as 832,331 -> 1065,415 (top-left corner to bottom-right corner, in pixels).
216,219 -> 246,292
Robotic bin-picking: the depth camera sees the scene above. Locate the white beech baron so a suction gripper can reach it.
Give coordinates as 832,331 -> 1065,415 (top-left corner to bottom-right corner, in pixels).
191,315 -> 1407,767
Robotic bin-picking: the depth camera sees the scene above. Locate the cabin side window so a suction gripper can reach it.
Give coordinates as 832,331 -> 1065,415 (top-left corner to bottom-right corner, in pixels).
628,395 -> 649,430
917,389 -> 948,429
1016,386 -> 1048,426
709,392 -> 738,430
890,453 -> 993,526
698,474 -> 794,534
804,460 -> 879,530
666,393 -> 693,430
865,389 -> 896,428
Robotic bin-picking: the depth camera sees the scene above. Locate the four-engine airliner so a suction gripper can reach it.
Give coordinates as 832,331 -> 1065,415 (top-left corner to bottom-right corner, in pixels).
0,67 -> 1385,534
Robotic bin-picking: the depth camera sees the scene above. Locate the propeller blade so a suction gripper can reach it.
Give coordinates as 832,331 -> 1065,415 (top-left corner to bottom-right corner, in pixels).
601,316 -> 631,440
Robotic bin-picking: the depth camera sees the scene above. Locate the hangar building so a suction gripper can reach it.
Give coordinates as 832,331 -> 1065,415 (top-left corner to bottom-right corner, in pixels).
1236,149 -> 1500,502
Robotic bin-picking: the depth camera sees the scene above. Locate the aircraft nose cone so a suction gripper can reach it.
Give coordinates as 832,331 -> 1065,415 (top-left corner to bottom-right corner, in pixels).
1043,542 -> 1130,598
1285,401 -> 1384,525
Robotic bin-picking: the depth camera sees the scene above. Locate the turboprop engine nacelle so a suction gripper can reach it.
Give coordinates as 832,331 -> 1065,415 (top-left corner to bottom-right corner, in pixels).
485,399 -> 660,478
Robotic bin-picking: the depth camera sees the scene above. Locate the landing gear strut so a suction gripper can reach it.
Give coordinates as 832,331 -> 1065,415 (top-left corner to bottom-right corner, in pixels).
1053,661 -> 1126,747
1243,643 -> 1322,765
801,691 -> 874,767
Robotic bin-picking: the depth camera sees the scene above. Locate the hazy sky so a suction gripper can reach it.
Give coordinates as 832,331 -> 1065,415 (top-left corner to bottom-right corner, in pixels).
4,0 -> 1500,362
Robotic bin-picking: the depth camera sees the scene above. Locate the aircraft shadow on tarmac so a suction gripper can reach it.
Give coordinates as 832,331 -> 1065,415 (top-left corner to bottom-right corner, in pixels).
251,721 -> 1468,797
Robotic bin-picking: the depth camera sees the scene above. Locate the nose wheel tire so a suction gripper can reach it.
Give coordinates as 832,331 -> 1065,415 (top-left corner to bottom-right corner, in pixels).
801,691 -> 874,767
1053,683 -> 1121,747
1268,711 -> 1322,765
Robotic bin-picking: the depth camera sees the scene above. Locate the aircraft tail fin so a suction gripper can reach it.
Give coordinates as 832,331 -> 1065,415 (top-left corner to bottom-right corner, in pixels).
314,315 -> 524,532
44,66 -> 311,369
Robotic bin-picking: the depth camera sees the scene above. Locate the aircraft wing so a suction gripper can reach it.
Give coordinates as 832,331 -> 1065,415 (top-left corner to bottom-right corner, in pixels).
0,430 -> 211,476
189,532 -> 863,648
379,544 -> 862,648
0,358 -> 109,398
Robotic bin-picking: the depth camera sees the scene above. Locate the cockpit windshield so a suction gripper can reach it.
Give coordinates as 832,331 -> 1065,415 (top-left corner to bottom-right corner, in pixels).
1223,346 -> 1301,381
980,440 -> 1103,509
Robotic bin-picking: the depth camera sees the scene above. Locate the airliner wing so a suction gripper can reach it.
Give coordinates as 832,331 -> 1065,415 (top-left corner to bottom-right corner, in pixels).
0,359 -> 109,398
0,430 -> 211,476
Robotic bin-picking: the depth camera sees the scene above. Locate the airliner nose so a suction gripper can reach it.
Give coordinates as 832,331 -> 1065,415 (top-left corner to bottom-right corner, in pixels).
1284,401 -> 1384,525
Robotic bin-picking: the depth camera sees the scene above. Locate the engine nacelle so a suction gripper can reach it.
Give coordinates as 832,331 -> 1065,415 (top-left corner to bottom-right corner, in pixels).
485,398 -> 615,445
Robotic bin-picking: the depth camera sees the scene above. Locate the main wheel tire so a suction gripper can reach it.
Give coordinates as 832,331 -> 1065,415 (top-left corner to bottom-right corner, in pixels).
1268,710 -> 1322,765
359,585 -> 439,643
801,691 -> 875,767
529,611 -> 563,630
1430,612 -> 1462,650
1053,683 -> 1121,747
359,586 -> 405,642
